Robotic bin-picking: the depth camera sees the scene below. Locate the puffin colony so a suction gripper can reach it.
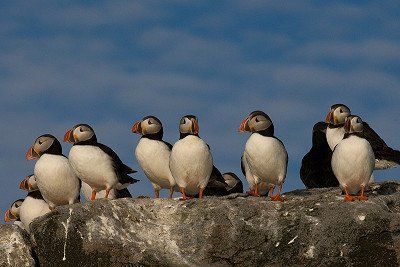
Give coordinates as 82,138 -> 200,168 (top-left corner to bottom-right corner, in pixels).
5,104 -> 400,232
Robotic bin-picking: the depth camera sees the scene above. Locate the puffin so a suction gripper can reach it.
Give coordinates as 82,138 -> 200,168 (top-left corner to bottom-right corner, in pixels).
64,124 -> 138,200
4,199 -> 23,224
331,115 -> 375,201
19,174 -> 38,191
169,115 -> 213,200
222,172 -> 244,194
4,191 -> 51,231
239,111 -> 288,201
300,122 -> 339,188
202,166 -> 232,196
26,134 -> 80,209
325,104 -> 351,151
80,181 -> 132,200
132,116 -> 176,198
325,104 -> 400,169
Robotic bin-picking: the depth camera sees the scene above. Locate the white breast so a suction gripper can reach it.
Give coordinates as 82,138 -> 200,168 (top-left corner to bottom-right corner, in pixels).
244,133 -> 288,186
331,136 -> 375,195
326,127 -> 345,151
68,145 -> 118,191
135,138 -> 175,189
34,154 -> 80,208
170,135 -> 213,195
19,196 -> 51,232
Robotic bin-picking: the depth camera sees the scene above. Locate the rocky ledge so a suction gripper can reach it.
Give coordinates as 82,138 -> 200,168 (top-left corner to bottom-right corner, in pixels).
1,181 -> 400,266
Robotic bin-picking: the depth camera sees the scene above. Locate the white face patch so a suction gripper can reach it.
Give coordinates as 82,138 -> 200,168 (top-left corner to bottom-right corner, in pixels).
333,105 -> 351,124
350,116 -> 364,133
34,136 -> 54,154
73,125 -> 95,142
11,200 -> 23,215
142,118 -> 162,135
179,117 -> 193,133
250,115 -> 272,132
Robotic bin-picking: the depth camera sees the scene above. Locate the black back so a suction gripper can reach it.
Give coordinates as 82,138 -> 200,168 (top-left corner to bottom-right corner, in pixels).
200,165 -> 231,197
362,122 -> 400,164
300,122 -> 339,188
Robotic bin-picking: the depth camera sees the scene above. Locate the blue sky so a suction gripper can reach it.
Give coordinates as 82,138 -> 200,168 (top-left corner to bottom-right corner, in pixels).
1,1 -> 400,212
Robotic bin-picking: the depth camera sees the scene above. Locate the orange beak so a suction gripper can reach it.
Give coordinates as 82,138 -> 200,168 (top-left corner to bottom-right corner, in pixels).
4,209 -> 17,222
131,121 -> 142,134
238,117 -> 251,132
191,119 -> 199,135
64,129 -> 75,143
325,111 -> 333,124
26,146 -> 39,160
4,209 -> 11,222
19,177 -> 31,191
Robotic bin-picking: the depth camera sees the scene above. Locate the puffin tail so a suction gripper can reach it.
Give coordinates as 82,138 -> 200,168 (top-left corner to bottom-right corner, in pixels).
116,174 -> 140,189
375,147 -> 400,169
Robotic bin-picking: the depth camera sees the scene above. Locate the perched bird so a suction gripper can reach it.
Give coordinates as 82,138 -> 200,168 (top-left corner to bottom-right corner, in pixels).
26,134 -> 80,209
4,191 -> 51,231
325,104 -> 351,151
325,104 -> 400,169
132,116 -> 176,198
239,111 -> 288,201
19,174 -> 38,191
300,122 -> 339,188
331,115 -> 375,201
64,124 -> 138,200
222,172 -> 244,194
80,181 -> 132,200
4,199 -> 23,223
169,115 -> 213,200
202,166 -> 231,196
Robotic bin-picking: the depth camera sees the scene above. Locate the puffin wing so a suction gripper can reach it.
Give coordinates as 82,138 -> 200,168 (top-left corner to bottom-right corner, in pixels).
363,122 -> 400,166
362,122 -> 388,151
96,143 -> 137,175
240,156 -> 246,177
162,141 -> 173,150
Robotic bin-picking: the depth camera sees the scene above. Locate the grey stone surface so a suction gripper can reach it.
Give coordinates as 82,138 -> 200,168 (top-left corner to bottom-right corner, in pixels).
0,224 -> 36,267
3,181 -> 399,266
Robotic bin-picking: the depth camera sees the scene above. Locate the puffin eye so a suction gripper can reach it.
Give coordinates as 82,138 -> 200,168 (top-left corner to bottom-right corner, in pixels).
356,118 -> 361,123
180,118 -> 186,124
79,127 -> 84,132
255,117 -> 259,123
148,120 -> 152,125
339,109 -> 343,113
38,140 -> 43,145
15,203 -> 20,208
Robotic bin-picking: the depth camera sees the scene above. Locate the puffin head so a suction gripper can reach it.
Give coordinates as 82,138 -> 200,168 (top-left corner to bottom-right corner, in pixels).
4,199 -> 23,222
312,121 -> 327,134
132,116 -> 163,138
64,124 -> 96,144
19,174 -> 37,191
239,110 -> 274,135
26,134 -> 62,160
325,104 -> 351,126
344,115 -> 364,134
179,115 -> 199,137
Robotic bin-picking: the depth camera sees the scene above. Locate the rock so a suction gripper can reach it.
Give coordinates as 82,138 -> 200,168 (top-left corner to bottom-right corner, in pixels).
1,180 -> 397,266
0,225 -> 36,267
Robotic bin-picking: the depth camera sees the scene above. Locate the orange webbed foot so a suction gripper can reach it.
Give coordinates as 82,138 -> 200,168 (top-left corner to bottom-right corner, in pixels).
358,195 -> 368,201
270,194 -> 284,202
344,195 -> 357,202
